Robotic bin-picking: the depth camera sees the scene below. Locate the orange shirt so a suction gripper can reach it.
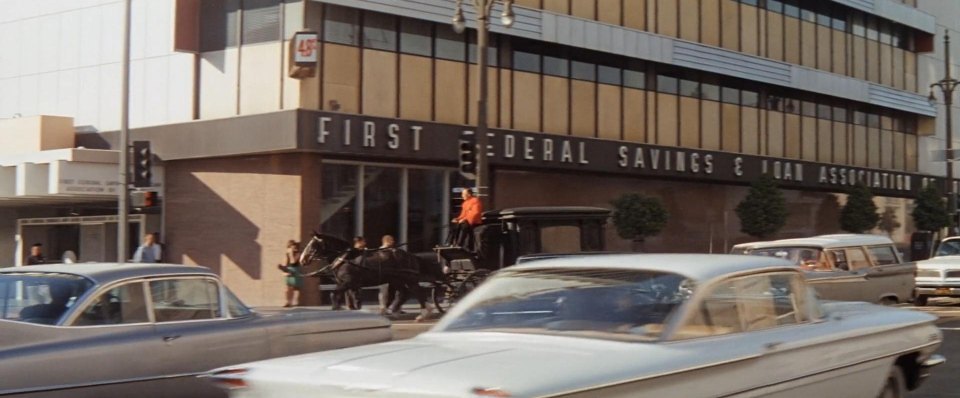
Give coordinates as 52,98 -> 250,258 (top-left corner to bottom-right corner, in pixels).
456,197 -> 483,226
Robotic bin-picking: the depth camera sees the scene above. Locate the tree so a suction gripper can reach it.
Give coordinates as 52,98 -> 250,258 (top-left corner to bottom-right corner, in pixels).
912,184 -> 950,232
735,174 -> 788,239
840,184 -> 880,233
878,207 -> 901,236
611,194 -> 669,243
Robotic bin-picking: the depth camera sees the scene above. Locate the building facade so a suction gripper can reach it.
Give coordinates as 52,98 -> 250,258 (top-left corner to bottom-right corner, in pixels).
1,0 -> 957,306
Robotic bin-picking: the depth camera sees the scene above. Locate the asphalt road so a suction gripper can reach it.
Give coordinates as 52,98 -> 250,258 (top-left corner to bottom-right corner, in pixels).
910,318 -> 959,397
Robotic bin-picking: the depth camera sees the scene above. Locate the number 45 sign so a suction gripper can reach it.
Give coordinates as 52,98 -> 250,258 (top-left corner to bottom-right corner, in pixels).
293,31 -> 319,65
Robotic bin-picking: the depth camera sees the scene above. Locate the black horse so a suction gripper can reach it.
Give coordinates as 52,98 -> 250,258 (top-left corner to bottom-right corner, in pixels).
300,233 -> 443,321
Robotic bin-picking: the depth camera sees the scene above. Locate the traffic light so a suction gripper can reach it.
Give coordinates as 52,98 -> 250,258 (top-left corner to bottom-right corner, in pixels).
131,190 -> 158,208
133,141 -> 152,188
458,135 -> 476,180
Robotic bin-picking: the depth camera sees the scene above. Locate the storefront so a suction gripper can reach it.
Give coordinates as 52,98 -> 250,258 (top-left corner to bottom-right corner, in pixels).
130,108 -> 938,306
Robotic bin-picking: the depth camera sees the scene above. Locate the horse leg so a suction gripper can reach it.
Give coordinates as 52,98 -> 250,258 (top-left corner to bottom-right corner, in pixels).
391,282 -> 408,314
406,277 -> 433,322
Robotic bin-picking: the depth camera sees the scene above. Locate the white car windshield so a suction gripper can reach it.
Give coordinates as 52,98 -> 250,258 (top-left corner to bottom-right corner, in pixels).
434,268 -> 692,341
0,273 -> 93,325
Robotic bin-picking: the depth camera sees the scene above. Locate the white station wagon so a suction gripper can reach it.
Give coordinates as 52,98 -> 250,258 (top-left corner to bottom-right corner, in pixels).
732,234 -> 915,304
207,254 -> 943,398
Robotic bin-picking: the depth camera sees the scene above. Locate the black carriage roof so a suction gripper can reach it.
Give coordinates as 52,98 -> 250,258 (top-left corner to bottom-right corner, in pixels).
484,206 -> 611,222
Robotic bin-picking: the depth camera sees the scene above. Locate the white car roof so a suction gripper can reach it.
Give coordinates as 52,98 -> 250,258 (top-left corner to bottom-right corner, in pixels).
733,234 -> 893,250
509,254 -> 796,283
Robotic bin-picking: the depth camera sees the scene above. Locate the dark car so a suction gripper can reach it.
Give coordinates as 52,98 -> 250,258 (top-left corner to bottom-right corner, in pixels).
0,263 -> 391,398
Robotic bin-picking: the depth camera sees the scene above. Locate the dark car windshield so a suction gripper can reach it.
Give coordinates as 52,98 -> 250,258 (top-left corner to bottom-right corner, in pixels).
434,268 -> 692,341
936,239 -> 960,257
0,273 -> 94,325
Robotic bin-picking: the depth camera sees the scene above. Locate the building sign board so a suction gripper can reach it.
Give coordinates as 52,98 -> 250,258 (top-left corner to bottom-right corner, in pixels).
299,110 -> 938,198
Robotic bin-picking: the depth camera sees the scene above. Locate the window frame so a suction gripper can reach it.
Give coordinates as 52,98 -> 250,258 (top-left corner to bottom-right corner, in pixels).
668,270 -> 816,341
147,276 -> 227,324
65,279 -> 154,327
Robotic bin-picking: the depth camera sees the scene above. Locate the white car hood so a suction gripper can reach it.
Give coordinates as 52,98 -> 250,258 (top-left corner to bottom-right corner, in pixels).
233,332 -> 725,398
916,255 -> 960,270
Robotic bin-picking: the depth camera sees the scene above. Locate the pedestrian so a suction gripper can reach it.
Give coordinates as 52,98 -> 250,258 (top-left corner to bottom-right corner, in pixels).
150,232 -> 164,262
132,233 -> 162,263
26,243 -> 45,265
277,240 -> 303,307
449,188 -> 483,251
378,235 -> 404,315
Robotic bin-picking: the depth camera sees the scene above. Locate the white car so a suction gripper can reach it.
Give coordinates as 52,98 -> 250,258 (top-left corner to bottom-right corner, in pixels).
914,237 -> 960,305
206,254 -> 944,398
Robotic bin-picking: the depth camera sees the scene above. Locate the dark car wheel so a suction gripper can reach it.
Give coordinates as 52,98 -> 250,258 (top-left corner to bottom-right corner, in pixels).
877,366 -> 906,398
913,295 -> 928,306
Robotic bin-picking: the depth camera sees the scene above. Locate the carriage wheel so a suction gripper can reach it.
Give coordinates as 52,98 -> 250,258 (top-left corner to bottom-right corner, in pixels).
433,270 -> 488,314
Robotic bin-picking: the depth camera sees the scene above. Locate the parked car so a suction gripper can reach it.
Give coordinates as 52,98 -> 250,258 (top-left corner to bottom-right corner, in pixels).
0,263 -> 391,398
207,254 -> 943,398
913,236 -> 960,305
731,234 -> 915,304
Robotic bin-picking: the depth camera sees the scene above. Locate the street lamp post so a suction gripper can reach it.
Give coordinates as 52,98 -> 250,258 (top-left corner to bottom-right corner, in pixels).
452,0 -> 515,210
930,30 -> 960,234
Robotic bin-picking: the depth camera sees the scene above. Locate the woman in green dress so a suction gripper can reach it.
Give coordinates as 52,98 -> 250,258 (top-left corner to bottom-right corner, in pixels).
278,240 -> 303,307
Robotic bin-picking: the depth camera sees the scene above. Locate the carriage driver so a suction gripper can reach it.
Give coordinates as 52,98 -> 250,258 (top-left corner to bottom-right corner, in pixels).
450,188 -> 483,251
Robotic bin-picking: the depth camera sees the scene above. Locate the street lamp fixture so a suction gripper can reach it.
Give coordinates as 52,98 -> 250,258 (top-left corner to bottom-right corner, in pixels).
451,0 -> 515,210
930,30 -> 960,234
452,6 -> 466,34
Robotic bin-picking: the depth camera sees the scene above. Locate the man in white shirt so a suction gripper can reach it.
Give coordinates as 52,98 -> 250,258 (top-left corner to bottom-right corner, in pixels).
133,233 -> 162,263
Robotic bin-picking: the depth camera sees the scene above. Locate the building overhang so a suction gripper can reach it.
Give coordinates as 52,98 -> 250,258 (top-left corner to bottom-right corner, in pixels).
0,149 -> 121,207
115,109 -> 943,199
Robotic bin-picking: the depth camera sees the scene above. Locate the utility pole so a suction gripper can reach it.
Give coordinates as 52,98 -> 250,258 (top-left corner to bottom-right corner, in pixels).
118,0 -> 132,263
930,30 -> 960,234
452,0 -> 515,210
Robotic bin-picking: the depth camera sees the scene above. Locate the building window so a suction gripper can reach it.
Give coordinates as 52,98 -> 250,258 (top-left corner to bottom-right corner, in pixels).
363,12 -> 397,51
241,0 -> 280,45
623,69 -> 645,89
407,169 -> 447,253
598,65 -> 622,85
571,60 -> 596,81
867,113 -> 881,128
721,87 -> 740,104
801,101 -> 816,117
817,103 -> 832,119
324,5 -> 360,46
321,164 -> 359,237
680,79 -> 699,98
853,110 -> 867,125
766,0 -> 783,13
784,0 -> 800,18
657,75 -> 679,94
851,13 -> 866,37
833,106 -> 847,122
701,82 -> 720,101
435,28 -> 466,61
742,90 -> 759,107
543,55 -> 569,77
363,167 -> 402,247
513,50 -> 541,73
400,18 -> 432,56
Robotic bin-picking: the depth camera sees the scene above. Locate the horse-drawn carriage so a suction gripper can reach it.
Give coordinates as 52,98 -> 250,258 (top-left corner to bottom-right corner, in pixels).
300,206 -> 611,316
432,206 -> 611,312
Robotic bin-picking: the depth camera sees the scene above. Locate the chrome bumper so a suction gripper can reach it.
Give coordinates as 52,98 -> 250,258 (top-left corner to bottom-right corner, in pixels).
915,286 -> 960,296
920,354 -> 946,380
